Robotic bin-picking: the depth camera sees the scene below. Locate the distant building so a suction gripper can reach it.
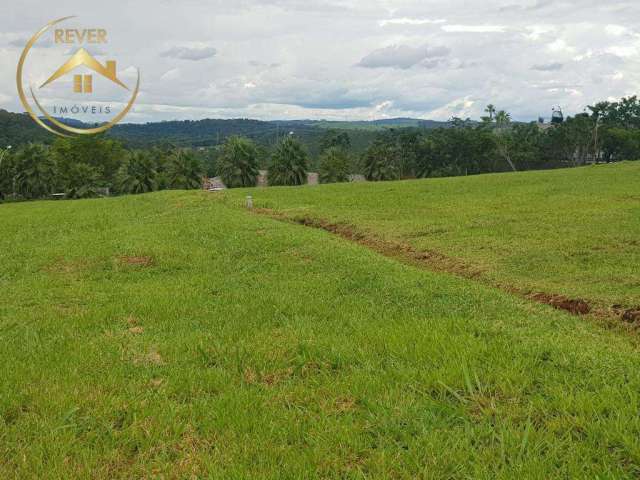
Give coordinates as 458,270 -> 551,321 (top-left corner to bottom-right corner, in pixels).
204,171 -> 322,190
203,177 -> 226,191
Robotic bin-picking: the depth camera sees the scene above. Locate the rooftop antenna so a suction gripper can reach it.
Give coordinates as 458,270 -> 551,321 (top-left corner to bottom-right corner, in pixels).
551,106 -> 564,125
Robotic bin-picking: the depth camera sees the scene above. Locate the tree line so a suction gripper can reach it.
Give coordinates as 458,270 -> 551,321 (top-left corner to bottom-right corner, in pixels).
1,95 -> 639,201
0,137 -> 204,201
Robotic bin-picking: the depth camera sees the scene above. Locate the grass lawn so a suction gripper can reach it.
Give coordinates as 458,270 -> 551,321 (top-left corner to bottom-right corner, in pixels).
233,162 -> 640,308
1,185 -> 640,478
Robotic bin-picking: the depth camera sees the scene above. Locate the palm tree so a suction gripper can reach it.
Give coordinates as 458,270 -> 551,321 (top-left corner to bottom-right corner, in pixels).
493,111 -> 517,172
268,137 -> 308,186
485,104 -> 496,121
166,150 -> 204,189
495,110 -> 512,128
217,136 -> 259,188
13,144 -> 58,199
362,140 -> 401,181
116,151 -> 158,194
319,147 -> 350,184
64,163 -> 101,199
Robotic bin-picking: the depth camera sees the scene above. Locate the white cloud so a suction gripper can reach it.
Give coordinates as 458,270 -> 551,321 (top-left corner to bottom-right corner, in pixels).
379,18 -> 446,27
547,38 -> 576,54
2,0 -> 640,122
605,24 -> 630,37
531,62 -> 564,71
160,68 -> 181,81
358,44 -> 450,69
160,46 -> 217,61
441,25 -> 507,33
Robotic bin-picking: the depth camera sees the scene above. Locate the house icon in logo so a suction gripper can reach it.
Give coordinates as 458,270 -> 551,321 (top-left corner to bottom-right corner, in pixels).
40,47 -> 129,94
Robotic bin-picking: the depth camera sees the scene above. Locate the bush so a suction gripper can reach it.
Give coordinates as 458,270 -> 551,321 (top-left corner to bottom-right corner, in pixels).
217,136 -> 259,188
319,147 -> 350,184
268,137 -> 308,186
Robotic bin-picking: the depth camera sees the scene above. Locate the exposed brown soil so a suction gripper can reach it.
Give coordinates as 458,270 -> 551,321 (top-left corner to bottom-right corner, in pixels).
527,293 -> 591,315
254,208 -> 639,325
289,213 -> 483,279
617,307 -> 640,323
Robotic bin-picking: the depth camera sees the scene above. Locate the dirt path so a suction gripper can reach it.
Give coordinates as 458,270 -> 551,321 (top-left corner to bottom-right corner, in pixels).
254,208 -> 640,328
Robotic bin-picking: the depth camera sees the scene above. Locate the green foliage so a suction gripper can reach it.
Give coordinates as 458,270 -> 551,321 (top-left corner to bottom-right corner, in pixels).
268,137 -> 309,186
362,137 -> 401,181
51,136 -> 125,184
217,136 -> 260,188
166,150 -> 205,190
13,144 -> 57,199
0,109 -> 52,148
318,147 -> 350,184
63,162 -> 102,199
600,127 -> 640,162
319,130 -> 352,153
116,151 -> 158,194
0,147 -> 15,200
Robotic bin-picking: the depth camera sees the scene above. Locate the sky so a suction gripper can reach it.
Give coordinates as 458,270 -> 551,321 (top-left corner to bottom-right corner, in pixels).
2,0 -> 640,123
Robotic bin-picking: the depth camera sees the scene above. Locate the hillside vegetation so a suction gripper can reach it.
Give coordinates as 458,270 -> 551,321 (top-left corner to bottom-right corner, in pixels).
235,162 -> 640,308
1,176 -> 640,477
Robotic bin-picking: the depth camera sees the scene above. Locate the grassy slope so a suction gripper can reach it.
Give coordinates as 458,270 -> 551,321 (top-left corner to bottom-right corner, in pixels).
1,191 -> 640,478
235,162 -> 640,307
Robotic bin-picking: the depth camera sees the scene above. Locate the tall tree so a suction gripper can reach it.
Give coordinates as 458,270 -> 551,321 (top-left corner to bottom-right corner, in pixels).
362,137 -> 401,181
319,130 -> 352,153
319,147 -> 350,184
494,111 -> 517,172
217,136 -> 260,188
166,150 -> 205,190
0,146 -> 15,200
485,104 -> 496,121
268,137 -> 309,186
116,151 -> 158,194
12,144 -> 57,199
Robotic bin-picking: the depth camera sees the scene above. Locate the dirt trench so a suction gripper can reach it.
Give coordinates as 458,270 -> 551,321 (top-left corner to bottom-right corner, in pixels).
254,208 -> 639,325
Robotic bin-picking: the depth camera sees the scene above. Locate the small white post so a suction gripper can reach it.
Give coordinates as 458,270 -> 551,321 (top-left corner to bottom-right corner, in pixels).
246,195 -> 253,209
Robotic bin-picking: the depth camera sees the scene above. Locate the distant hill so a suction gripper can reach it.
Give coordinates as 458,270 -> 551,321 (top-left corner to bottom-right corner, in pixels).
0,110 -> 53,147
0,110 -> 448,156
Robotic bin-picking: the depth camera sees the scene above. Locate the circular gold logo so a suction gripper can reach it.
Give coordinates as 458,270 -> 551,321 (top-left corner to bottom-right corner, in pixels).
16,17 -> 140,137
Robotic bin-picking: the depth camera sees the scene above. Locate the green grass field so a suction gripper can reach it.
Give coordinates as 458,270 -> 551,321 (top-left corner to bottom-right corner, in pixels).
235,162 -> 640,308
1,165 -> 640,478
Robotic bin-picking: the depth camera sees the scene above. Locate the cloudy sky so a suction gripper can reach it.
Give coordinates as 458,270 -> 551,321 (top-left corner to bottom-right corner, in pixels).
2,0 -> 640,123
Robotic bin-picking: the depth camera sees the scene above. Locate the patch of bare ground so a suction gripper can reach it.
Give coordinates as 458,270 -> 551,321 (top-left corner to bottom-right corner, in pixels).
254,208 -> 639,326
527,293 -> 591,315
